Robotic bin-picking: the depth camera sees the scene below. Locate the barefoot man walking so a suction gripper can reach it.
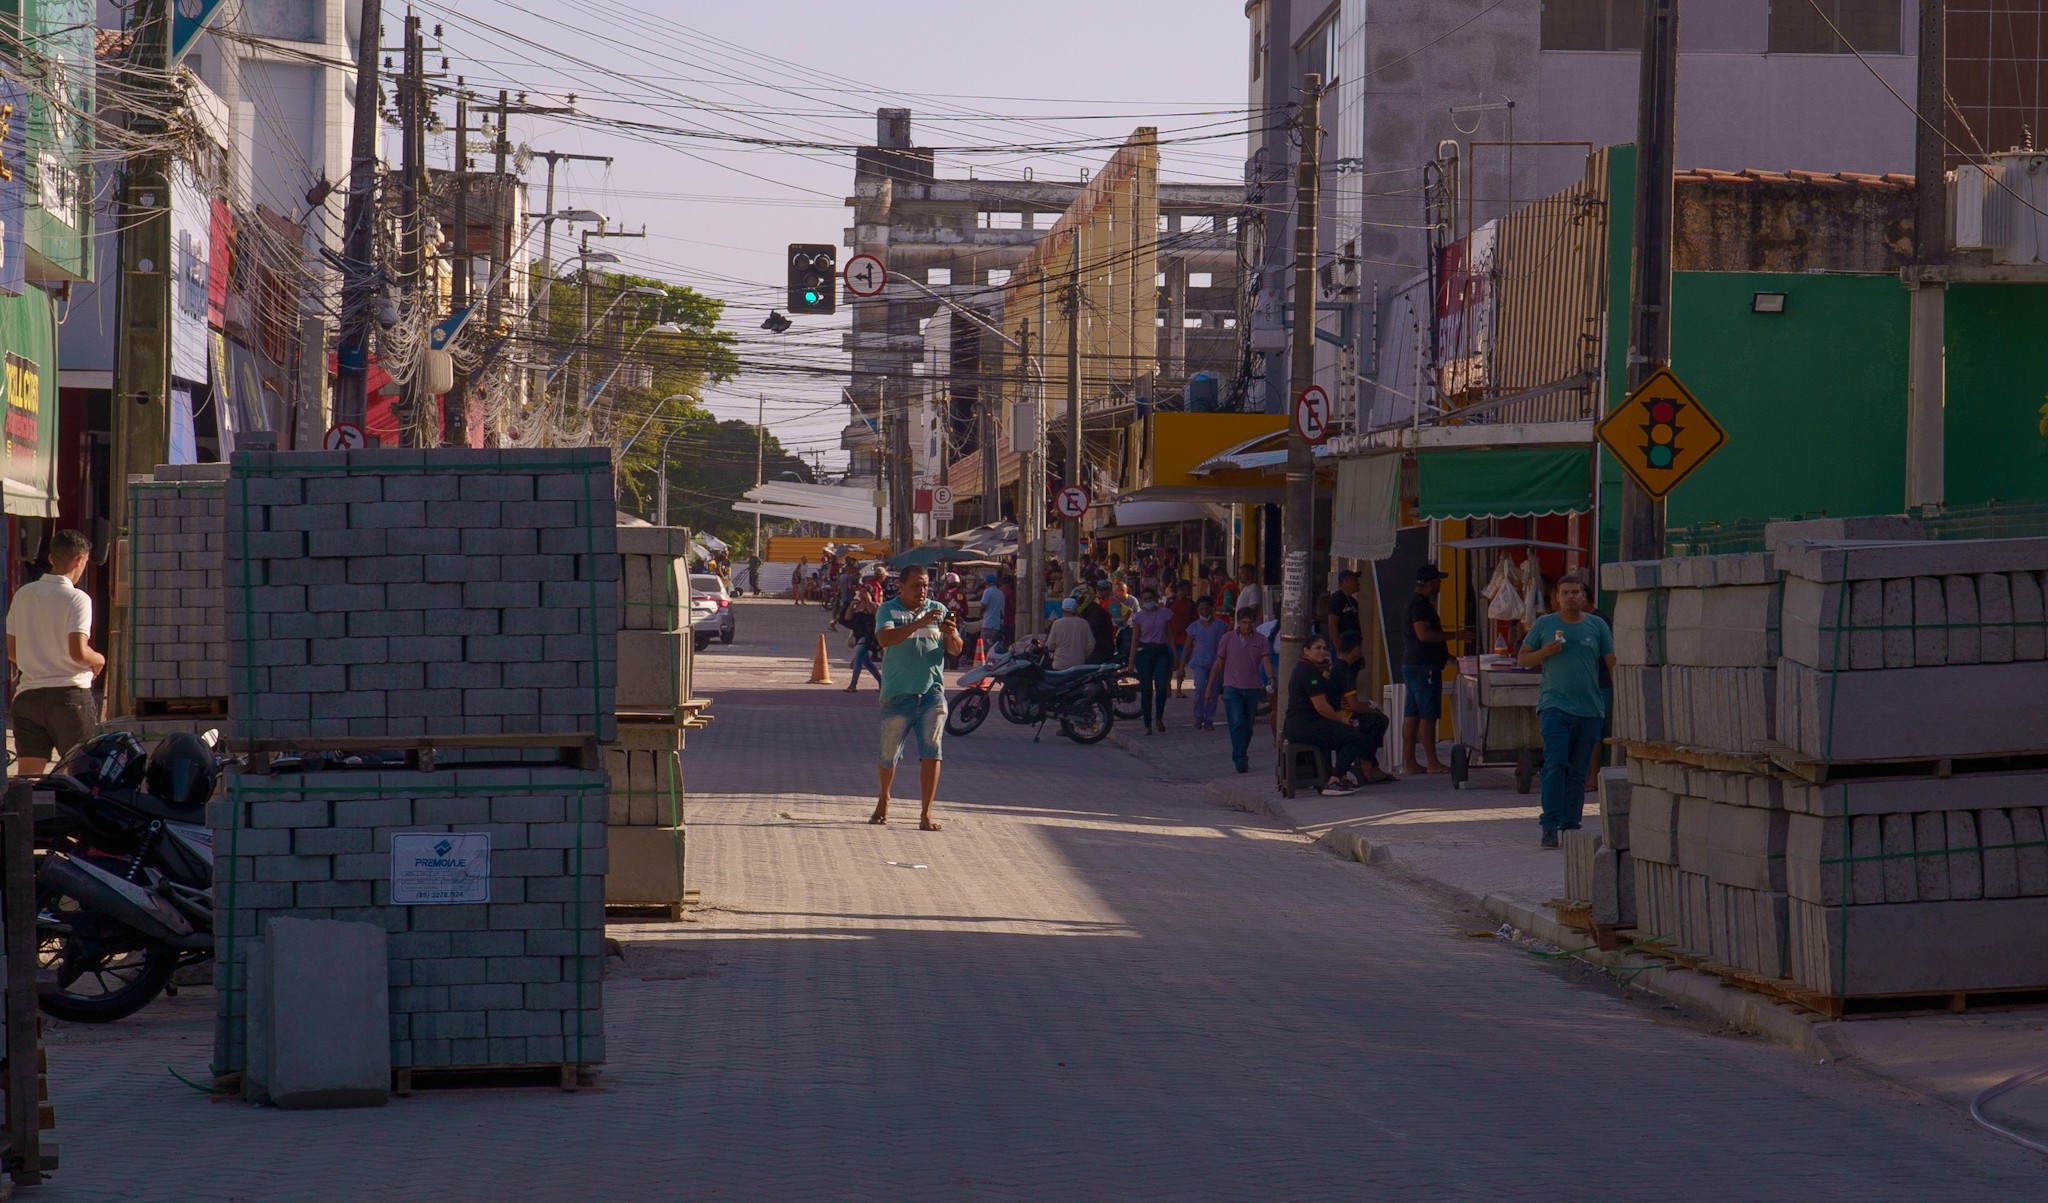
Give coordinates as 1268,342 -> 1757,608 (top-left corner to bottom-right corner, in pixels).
871,564 -> 962,831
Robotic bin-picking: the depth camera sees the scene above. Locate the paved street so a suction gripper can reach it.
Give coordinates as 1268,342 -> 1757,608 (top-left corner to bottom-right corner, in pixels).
34,598 -> 2047,1201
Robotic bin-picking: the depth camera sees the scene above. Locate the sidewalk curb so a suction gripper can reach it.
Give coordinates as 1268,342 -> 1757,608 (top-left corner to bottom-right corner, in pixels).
1104,723 -> 1849,1060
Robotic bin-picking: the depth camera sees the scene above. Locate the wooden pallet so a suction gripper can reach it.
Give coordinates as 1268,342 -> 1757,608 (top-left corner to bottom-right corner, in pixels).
604,890 -> 701,923
243,734 -> 602,775
135,697 -> 229,719
1762,740 -> 2048,786
393,1062 -> 599,1095
1617,740 -> 1777,776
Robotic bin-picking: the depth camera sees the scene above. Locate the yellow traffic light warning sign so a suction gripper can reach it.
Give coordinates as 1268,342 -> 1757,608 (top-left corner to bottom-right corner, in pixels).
1595,367 -> 1727,500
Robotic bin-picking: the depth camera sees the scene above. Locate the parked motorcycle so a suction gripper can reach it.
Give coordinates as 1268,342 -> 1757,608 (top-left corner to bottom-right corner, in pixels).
947,640 -> 1117,745
33,731 -> 224,1023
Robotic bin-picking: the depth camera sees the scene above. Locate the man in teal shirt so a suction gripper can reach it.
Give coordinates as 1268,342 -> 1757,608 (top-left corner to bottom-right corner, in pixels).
871,564 -> 963,831
1518,573 -> 1615,848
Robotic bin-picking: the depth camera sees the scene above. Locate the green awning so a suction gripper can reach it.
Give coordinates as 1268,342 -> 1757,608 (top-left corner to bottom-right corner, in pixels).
1415,446 -> 1591,521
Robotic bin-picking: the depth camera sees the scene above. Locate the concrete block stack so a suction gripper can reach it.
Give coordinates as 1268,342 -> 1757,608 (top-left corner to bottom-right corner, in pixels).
128,463 -> 230,707
215,448 -> 617,1078
614,525 -> 693,715
223,448 -> 619,743
211,767 -> 609,1076
602,525 -> 694,913
1606,520 -> 2048,1000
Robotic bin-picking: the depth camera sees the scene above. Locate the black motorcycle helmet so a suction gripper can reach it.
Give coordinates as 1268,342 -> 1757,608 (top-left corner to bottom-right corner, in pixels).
58,731 -> 149,793
145,733 -> 220,809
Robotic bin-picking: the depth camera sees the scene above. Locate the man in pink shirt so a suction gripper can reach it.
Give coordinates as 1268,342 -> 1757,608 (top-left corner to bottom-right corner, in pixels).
1207,607 -> 1272,774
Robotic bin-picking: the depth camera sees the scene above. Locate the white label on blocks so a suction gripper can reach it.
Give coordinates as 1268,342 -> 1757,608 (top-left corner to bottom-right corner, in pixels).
390,832 -> 492,904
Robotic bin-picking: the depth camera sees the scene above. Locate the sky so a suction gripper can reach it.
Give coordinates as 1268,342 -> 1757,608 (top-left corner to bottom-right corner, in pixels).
415,0 -> 1251,472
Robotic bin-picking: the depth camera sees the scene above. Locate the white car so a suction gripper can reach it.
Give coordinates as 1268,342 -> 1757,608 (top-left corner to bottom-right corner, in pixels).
689,574 -> 734,651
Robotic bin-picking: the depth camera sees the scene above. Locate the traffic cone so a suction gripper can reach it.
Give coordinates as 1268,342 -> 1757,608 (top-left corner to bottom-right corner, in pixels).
810,633 -> 834,685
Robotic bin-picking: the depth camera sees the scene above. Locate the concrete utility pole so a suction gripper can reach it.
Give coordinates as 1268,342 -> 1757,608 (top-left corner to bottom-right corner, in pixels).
1906,0 -> 1947,510
1062,238 -> 1082,580
755,394 -> 766,555
980,370 -> 999,528
1275,73 -> 1322,706
525,149 -> 610,423
1017,320 -> 1040,638
108,0 -> 175,717
889,377 -> 914,552
1622,0 -> 1679,561
397,12 -> 425,447
333,0 -> 384,428
444,87 -> 470,446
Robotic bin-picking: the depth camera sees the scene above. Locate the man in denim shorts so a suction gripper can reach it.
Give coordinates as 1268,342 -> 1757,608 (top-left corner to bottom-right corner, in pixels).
870,564 -> 962,831
1401,563 -> 1453,775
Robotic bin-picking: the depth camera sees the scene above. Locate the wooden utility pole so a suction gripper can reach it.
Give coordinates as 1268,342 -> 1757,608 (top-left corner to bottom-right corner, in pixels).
1622,0 -> 1679,561
1275,73 -> 1322,702
1906,0 -> 1947,510
108,0 -> 175,717
333,0 -> 384,428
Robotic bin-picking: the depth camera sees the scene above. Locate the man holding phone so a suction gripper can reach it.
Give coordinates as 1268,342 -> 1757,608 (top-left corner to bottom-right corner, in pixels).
1517,573 -> 1614,848
871,564 -> 963,831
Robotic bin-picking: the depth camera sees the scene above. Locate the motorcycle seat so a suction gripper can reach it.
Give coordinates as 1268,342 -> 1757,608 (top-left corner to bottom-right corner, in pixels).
1042,666 -> 1109,685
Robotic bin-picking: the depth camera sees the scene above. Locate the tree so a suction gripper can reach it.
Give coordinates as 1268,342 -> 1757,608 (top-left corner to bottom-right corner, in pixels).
615,410 -> 813,550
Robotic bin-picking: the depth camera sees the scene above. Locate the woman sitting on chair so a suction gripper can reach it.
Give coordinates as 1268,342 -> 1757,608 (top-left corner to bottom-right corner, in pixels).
1284,636 -> 1393,797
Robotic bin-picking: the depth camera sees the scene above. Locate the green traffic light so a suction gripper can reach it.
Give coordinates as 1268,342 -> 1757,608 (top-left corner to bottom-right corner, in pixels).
804,290 -> 821,304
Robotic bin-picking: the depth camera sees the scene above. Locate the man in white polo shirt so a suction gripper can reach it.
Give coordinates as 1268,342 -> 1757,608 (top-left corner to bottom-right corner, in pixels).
7,530 -> 104,773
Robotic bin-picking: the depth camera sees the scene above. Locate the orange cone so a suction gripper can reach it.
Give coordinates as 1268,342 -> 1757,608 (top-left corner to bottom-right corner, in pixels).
810,633 -> 834,685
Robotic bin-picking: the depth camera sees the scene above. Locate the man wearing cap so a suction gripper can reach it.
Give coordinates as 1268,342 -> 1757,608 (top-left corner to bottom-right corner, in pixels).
1048,596 -> 1094,671
1401,564 -> 1453,775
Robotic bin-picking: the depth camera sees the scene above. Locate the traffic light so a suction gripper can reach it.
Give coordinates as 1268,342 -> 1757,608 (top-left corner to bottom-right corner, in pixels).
787,243 -> 836,315
1639,396 -> 1683,471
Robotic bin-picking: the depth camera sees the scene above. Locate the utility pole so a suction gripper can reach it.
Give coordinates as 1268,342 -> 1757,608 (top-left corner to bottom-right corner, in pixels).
443,85 -> 469,446
1906,0 -> 1947,510
108,0 -> 175,716
397,11 -> 426,447
889,377 -> 913,552
526,148 -> 611,430
1275,73 -> 1322,704
482,90 -> 510,445
981,375 -> 1000,528
754,394 -> 766,556
1622,0 -> 1679,561
1015,322 -> 1040,638
333,0 -> 384,428
1062,237 -> 1082,579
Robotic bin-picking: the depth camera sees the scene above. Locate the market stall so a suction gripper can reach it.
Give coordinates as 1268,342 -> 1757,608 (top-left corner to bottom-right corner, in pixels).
1440,536 -> 1587,792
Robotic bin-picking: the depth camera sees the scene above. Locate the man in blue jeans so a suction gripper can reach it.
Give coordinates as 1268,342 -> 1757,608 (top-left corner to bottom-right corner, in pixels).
1400,564 -> 1453,775
871,564 -> 963,831
1207,608 -> 1272,774
1518,573 -> 1615,848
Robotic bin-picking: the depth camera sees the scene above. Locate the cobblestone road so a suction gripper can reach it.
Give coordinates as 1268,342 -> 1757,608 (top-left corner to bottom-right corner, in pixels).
36,599 -> 2046,1201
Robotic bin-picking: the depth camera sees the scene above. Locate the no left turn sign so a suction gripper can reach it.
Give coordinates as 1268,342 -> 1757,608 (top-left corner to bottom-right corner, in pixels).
1292,385 -> 1332,445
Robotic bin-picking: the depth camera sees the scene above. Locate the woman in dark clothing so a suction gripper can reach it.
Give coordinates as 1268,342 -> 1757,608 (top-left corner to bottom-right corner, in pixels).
1284,636 -> 1377,796
844,581 -> 883,691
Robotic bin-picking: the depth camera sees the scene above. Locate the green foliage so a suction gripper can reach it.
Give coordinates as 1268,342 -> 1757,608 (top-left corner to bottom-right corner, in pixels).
615,407 -> 813,549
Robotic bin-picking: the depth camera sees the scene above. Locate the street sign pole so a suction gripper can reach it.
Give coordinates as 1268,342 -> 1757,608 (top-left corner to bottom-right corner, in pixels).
1623,0 -> 1680,562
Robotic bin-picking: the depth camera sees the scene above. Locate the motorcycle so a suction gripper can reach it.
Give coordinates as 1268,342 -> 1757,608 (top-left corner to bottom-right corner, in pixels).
33,731 -> 224,1023
947,640 -> 1117,745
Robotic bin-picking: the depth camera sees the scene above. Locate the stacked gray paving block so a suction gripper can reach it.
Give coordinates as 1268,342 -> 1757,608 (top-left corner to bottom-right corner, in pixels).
211,767 -> 609,1075
1613,521 -> 2048,999
223,449 -> 619,742
604,525 -> 693,910
1595,768 -> 1635,926
615,525 -> 694,713
129,463 -> 231,703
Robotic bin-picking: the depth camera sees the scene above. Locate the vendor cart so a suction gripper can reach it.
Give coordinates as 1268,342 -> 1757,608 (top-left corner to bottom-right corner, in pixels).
1439,536 -> 1588,793
1450,656 -> 1543,792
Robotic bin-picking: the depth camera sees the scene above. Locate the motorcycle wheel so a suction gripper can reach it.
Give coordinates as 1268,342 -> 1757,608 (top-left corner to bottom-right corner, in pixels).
1112,678 -> 1144,721
1059,699 -> 1115,745
34,881 -> 179,1023
946,689 -> 990,736
998,686 -> 1038,725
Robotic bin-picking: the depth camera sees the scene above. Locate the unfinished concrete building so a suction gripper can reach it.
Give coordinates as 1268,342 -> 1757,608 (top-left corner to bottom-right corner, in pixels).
844,110 -> 1245,524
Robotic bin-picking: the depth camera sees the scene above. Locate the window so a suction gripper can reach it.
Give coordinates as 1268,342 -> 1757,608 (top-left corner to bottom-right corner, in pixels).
1183,317 -> 1204,329
980,210 -> 1023,229
927,267 -> 952,286
1298,14 -> 1340,86
1540,0 -> 1645,51
1767,0 -> 1900,53
1189,271 -> 1214,288
987,268 -> 1011,286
